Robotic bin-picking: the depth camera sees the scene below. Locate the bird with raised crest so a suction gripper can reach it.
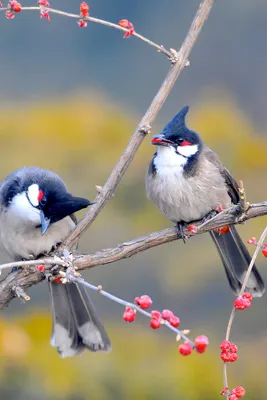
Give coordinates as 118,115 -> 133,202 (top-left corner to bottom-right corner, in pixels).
146,106 -> 265,297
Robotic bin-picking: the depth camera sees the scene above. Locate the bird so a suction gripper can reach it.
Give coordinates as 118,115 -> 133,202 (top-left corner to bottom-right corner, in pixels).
0,166 -> 111,356
146,106 -> 265,297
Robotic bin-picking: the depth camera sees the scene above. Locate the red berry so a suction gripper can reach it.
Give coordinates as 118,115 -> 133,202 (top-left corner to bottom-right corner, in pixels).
262,246 -> 267,258
118,19 -> 135,38
229,343 -> 238,353
247,237 -> 257,245
123,307 -> 136,322
232,386 -> 246,398
118,19 -> 132,29
196,346 -> 206,354
229,353 -> 238,362
37,0 -> 50,6
6,10 -> 15,18
53,277 -> 62,284
37,264 -> 45,273
169,315 -> 180,328
215,226 -> 230,234
151,310 -> 161,320
123,28 -> 135,38
242,292 -> 253,302
10,1 -> 21,12
221,352 -> 230,362
187,225 -> 197,234
161,309 -> 174,321
242,298 -> 251,309
134,295 -> 152,309
78,20 -> 87,27
229,395 -> 238,400
179,342 -> 193,356
220,340 -> 231,351
80,1 -> 89,17
195,335 -> 209,353
40,9 -> 50,21
234,297 -> 245,310
150,318 -> 161,329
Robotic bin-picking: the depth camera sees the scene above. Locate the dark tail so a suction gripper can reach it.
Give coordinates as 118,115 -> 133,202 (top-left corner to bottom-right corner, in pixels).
49,281 -> 111,357
210,226 -> 265,297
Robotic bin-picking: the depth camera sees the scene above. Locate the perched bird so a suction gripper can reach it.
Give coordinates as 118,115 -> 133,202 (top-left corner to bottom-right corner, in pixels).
0,166 -> 111,356
146,106 -> 265,297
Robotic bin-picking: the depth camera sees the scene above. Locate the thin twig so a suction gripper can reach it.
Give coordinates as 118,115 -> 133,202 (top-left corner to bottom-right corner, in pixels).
0,6 -> 172,58
223,226 -> 267,399
70,275 -> 194,345
238,180 -> 247,212
0,257 -> 65,273
12,285 -> 31,302
63,0 -> 215,250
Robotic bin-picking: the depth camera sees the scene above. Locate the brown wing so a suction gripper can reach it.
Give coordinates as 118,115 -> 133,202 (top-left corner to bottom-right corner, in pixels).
203,146 -> 240,204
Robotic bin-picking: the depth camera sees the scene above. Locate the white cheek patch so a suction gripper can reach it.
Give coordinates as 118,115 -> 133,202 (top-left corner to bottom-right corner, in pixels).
27,184 -> 40,207
10,192 -> 41,224
177,144 -> 198,157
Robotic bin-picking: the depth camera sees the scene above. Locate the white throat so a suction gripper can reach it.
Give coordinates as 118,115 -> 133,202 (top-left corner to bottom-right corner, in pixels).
154,146 -> 187,176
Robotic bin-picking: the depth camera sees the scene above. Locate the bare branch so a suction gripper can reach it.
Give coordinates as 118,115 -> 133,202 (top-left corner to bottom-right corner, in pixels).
69,275 -> 194,344
63,0 -> 215,249
223,226 -> 267,399
0,6 -> 172,58
0,201 -> 266,309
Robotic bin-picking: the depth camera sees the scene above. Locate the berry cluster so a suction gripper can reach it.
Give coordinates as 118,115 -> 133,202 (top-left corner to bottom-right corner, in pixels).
247,236 -> 267,258
5,0 -> 21,19
78,1 -> 89,27
122,294 -> 208,356
220,340 -> 238,363
37,0 -> 50,22
118,19 -> 135,38
221,386 -> 246,399
234,292 -> 252,311
179,335 -> 209,356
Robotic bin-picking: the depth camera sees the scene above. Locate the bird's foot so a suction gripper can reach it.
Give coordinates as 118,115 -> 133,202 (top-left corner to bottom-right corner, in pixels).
176,221 -> 189,244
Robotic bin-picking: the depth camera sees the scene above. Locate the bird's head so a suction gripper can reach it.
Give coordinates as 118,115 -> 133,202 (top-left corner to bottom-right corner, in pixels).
4,168 -> 91,235
151,106 -> 202,160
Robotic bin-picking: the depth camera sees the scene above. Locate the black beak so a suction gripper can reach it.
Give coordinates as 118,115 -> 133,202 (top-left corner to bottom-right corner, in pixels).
40,210 -> 51,235
151,134 -> 174,146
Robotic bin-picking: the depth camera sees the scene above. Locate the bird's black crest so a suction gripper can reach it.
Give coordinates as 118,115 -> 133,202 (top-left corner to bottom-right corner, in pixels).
161,106 -> 202,147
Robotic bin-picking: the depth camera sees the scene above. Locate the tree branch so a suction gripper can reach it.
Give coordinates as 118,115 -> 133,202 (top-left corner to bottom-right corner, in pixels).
69,275 -> 194,345
0,5 -> 173,59
0,201 -> 266,309
62,0 -> 215,250
222,226 -> 267,399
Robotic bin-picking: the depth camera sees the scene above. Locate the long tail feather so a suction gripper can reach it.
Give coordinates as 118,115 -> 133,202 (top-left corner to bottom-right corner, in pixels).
209,226 -> 265,297
49,281 -> 111,357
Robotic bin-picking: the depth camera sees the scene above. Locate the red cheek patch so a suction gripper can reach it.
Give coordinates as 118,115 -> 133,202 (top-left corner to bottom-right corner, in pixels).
37,190 -> 44,202
181,140 -> 192,147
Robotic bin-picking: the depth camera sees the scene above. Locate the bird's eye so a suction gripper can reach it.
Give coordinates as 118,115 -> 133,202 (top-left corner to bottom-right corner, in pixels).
39,195 -> 47,207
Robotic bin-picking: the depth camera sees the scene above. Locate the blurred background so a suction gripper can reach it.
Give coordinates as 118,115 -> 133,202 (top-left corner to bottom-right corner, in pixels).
0,0 -> 267,399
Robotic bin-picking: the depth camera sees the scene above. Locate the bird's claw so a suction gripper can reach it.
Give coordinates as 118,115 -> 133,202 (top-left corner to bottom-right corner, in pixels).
176,222 -> 188,243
